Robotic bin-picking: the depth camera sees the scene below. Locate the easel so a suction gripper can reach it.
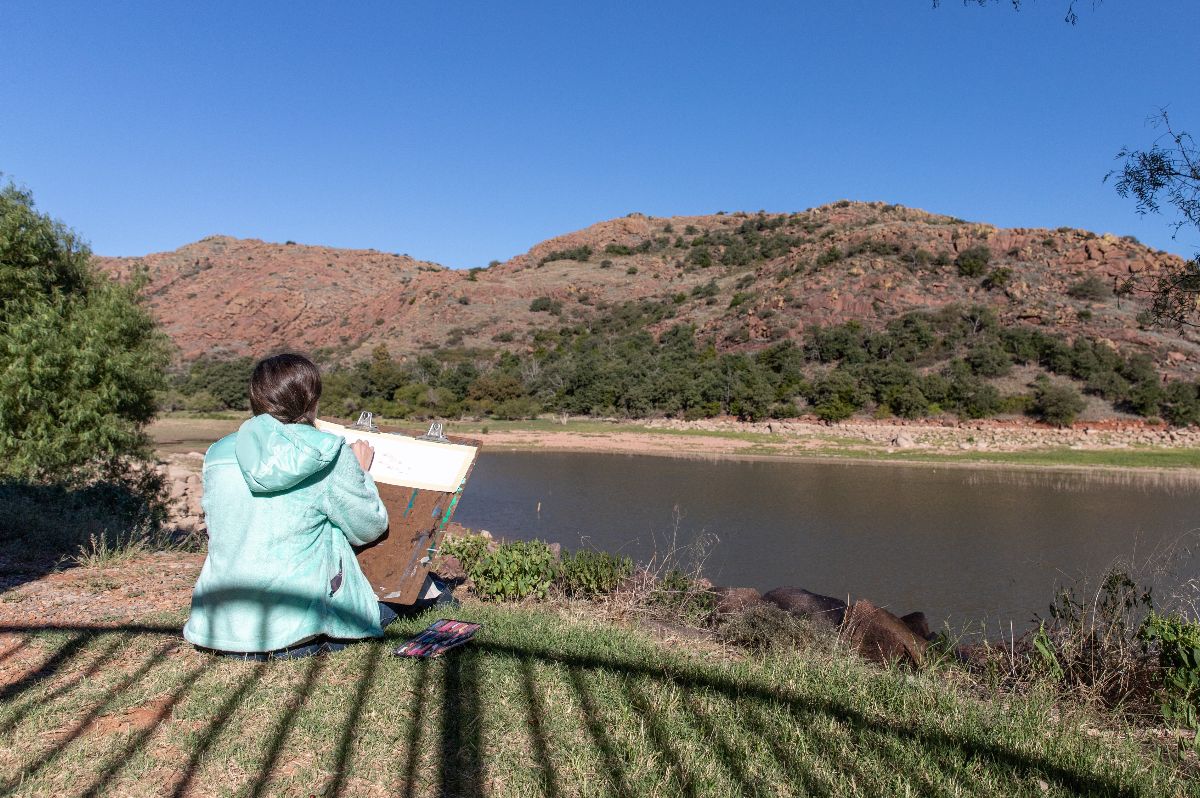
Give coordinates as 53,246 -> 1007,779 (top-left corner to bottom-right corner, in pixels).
322,413 -> 481,605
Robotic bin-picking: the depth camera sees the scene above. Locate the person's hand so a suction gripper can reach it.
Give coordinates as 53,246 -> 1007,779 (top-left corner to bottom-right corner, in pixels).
350,440 -> 374,472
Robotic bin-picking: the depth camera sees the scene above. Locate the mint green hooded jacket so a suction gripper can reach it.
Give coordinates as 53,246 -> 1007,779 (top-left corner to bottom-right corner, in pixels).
183,414 -> 389,652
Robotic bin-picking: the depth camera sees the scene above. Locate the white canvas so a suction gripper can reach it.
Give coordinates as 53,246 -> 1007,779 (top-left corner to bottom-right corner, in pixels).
315,419 -> 478,492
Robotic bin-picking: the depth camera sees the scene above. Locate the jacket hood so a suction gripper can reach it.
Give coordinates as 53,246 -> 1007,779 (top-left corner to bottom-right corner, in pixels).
235,414 -> 342,493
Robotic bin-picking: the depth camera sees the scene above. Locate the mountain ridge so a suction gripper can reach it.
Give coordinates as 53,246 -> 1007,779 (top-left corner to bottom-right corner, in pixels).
95,201 -> 1199,378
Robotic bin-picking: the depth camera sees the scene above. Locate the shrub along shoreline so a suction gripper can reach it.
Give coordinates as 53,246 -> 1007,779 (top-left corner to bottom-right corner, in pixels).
165,302 -> 1200,430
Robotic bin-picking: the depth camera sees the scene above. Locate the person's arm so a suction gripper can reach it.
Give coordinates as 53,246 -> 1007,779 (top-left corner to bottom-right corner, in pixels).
319,442 -> 389,546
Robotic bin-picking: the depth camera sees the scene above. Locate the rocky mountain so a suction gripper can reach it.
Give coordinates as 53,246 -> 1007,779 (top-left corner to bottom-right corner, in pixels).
96,202 -> 1199,378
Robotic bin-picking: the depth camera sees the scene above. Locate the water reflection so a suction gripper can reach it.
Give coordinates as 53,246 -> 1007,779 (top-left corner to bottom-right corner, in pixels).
455,452 -> 1200,633
964,466 -> 1200,495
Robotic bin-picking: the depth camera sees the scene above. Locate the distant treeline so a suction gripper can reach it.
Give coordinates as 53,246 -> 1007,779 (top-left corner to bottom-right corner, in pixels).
164,300 -> 1200,428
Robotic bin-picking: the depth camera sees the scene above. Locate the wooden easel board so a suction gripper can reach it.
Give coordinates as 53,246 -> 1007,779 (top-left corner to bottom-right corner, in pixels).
317,418 -> 481,604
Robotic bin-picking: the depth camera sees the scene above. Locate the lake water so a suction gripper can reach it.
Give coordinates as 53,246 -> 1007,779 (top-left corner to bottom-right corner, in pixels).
454,451 -> 1200,634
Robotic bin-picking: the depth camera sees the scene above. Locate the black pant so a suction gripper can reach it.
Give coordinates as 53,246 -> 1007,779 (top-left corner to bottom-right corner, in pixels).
212,601 -> 400,661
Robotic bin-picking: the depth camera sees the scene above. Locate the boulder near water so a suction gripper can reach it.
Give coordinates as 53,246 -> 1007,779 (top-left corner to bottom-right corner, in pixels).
762,587 -> 847,628
843,599 -> 928,666
900,611 -> 935,641
713,586 -> 766,616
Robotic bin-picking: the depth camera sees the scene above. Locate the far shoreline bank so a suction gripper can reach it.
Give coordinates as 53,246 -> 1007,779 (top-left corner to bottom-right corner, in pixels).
474,439 -> 1200,480
149,413 -> 1200,476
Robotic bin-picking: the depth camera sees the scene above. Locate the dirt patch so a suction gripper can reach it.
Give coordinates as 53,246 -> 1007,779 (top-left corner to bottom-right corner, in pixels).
91,694 -> 176,736
0,552 -> 202,630
39,694 -> 177,741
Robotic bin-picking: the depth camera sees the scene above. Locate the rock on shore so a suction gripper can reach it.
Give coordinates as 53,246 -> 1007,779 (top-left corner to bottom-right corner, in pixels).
155,452 -> 206,535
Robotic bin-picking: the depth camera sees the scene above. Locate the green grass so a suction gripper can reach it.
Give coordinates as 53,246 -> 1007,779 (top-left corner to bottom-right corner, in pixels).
0,604 -> 1192,797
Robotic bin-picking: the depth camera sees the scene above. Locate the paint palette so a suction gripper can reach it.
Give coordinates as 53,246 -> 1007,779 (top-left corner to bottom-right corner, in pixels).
393,619 -> 482,658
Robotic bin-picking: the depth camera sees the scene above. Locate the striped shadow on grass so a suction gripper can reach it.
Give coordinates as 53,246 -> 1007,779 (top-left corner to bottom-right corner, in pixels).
0,603 -> 1191,797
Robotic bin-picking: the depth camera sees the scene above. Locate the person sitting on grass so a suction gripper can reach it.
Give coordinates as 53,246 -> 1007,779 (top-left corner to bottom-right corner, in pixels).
183,353 -> 396,659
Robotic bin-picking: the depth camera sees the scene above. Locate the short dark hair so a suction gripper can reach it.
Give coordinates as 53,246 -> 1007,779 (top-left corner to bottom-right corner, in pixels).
249,353 -> 322,425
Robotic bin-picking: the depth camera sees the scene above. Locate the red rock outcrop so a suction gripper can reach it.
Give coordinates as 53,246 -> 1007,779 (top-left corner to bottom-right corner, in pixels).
95,202 -> 1200,377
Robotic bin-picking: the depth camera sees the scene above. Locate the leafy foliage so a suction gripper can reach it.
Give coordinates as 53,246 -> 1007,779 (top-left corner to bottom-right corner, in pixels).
443,536 -> 557,601
650,569 -> 717,625
179,289 -> 1199,426
529,296 -> 563,314
0,476 -> 174,564
954,246 -> 992,278
1066,276 -> 1111,301
1140,611 -> 1200,735
539,245 -> 592,265
1031,379 -> 1087,427
1109,111 -> 1200,329
172,357 -> 254,410
556,549 -> 633,597
0,181 -> 170,481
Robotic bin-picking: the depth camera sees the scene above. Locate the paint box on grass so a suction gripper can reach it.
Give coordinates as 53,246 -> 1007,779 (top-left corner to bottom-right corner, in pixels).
394,619 -> 482,658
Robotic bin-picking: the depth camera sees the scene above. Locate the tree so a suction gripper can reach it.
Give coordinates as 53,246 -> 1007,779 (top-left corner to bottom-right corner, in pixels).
932,1 -> 1097,25
181,356 -> 253,409
0,181 -> 169,481
1108,111 -> 1200,329
1032,378 -> 1087,427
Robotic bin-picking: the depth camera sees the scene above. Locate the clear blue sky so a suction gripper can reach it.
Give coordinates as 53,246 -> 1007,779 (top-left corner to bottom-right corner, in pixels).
3,1 -> 1197,268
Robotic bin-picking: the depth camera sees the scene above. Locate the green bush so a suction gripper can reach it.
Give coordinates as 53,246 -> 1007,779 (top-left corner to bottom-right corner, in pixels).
1031,379 -> 1086,427
529,296 -> 563,314
1161,381 -> 1200,426
964,341 -> 1012,377
0,181 -> 169,482
942,361 -> 1002,418
0,477 -> 174,564
490,396 -> 541,420
1066,276 -> 1110,301
1085,369 -> 1131,403
686,247 -> 713,268
1139,611 -> 1200,733
881,383 -> 930,419
728,291 -> 753,308
815,246 -> 843,266
1127,379 -> 1165,417
448,538 -> 557,601
954,246 -> 992,278
982,267 -> 1012,291
180,390 -> 225,413
181,357 -> 254,410
806,370 -> 866,422
441,534 -> 490,570
604,243 -> 633,256
557,549 -> 633,596
539,245 -> 592,264
650,569 -> 717,625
